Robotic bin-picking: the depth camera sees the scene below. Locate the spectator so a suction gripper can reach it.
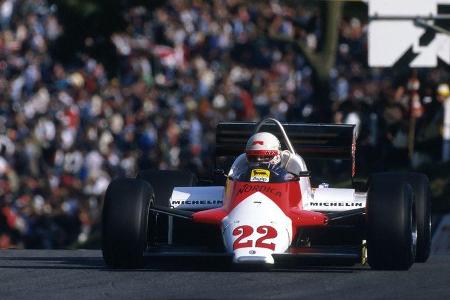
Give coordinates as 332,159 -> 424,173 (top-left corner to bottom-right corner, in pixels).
438,84 -> 450,162
0,0 -> 449,248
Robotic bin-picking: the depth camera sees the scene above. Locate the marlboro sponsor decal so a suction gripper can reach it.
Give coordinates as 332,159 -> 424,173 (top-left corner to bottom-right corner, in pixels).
250,169 -> 270,182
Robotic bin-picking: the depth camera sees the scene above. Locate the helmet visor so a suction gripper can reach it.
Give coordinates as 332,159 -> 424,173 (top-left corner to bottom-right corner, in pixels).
246,149 -> 279,164
246,155 -> 276,163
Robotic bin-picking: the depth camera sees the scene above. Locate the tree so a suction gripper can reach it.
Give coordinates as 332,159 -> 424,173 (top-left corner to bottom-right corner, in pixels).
269,1 -> 342,121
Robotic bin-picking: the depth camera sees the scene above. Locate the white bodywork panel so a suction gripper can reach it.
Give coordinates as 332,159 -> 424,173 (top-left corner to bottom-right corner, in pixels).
222,192 -> 292,264
228,153 -> 247,177
169,186 -> 224,210
169,185 -> 366,212
280,150 -> 308,175
303,188 -> 366,211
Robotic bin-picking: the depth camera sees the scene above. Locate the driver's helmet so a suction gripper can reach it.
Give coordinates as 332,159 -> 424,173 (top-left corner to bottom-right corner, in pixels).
245,132 -> 281,165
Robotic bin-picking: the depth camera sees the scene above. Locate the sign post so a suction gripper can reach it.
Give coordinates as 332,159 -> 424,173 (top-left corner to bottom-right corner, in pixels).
368,0 -> 450,162
368,0 -> 450,68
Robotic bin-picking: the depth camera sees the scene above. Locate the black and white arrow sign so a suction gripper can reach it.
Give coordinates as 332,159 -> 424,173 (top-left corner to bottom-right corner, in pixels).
369,0 -> 450,67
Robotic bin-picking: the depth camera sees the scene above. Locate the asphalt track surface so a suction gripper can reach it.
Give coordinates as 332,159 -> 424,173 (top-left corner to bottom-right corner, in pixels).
0,250 -> 449,300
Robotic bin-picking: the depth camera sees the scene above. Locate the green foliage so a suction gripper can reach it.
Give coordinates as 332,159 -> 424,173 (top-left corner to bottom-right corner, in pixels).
56,0 -> 98,17
417,162 -> 450,212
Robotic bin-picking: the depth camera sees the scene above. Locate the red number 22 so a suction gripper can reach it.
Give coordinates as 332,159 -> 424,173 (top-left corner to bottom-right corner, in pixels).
232,225 -> 277,250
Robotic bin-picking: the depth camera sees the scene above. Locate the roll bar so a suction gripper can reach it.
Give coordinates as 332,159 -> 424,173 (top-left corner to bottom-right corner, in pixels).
254,118 -> 296,154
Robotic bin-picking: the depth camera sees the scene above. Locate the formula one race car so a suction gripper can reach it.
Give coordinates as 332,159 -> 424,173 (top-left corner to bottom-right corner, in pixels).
102,118 -> 431,270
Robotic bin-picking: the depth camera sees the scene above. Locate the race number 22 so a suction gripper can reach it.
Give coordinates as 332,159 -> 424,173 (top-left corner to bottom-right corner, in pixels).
232,225 -> 277,250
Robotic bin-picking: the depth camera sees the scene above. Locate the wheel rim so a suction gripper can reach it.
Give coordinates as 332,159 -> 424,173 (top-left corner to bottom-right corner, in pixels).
146,198 -> 155,247
428,211 -> 432,234
411,203 -> 418,253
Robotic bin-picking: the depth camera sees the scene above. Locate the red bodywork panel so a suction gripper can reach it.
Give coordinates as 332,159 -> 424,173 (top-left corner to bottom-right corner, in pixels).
192,179 -> 328,236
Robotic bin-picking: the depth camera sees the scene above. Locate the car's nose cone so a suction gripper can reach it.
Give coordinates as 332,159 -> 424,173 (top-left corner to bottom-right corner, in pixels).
221,192 -> 293,264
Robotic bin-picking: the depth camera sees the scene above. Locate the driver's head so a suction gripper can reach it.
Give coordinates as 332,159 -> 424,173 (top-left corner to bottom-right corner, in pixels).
245,132 -> 281,165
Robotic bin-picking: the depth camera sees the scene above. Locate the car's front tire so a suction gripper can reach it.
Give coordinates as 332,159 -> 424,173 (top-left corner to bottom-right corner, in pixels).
102,178 -> 154,268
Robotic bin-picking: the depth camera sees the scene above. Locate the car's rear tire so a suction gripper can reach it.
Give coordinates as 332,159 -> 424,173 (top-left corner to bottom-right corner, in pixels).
102,178 -> 154,268
367,174 -> 416,270
390,173 -> 431,263
137,170 -> 197,206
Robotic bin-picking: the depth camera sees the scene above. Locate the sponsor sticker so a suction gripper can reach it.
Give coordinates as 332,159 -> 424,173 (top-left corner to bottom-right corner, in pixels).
237,184 -> 282,198
250,169 -> 270,182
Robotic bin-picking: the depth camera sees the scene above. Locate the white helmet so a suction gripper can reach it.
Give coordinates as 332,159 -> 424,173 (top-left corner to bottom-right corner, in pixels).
245,132 -> 281,164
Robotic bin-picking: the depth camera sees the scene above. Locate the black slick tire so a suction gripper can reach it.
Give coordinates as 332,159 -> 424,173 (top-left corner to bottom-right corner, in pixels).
390,173 -> 431,263
102,178 -> 154,268
367,173 -> 416,270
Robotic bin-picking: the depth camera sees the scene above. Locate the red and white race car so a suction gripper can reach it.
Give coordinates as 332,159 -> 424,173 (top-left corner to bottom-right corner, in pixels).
102,118 -> 431,270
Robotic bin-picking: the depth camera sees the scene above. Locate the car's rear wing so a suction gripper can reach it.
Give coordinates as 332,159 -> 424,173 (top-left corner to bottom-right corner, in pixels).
215,122 -> 356,176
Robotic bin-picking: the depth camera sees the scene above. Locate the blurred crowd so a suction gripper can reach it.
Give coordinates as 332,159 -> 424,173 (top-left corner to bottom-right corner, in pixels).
1,0 -> 449,248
